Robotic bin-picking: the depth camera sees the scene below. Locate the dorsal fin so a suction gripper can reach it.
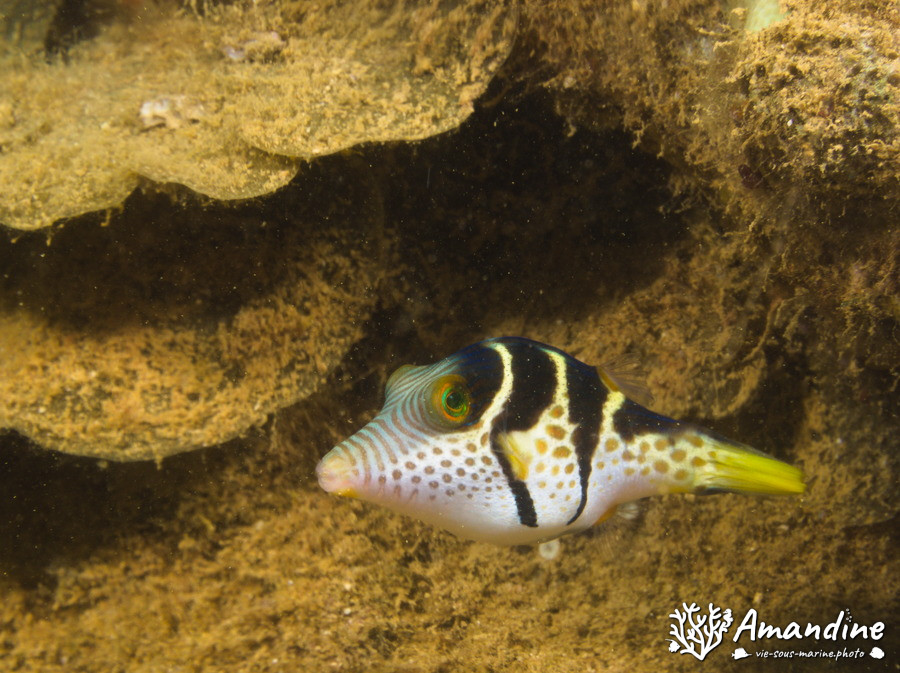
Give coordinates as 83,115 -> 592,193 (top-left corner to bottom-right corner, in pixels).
598,354 -> 655,408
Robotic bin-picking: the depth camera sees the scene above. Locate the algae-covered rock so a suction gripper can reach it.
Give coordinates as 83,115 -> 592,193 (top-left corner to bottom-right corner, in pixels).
0,165 -> 389,461
523,0 -> 900,208
734,8 -> 900,201
0,0 -> 516,230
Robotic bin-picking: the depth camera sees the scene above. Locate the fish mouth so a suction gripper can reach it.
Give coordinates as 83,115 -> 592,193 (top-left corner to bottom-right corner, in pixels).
316,448 -> 359,499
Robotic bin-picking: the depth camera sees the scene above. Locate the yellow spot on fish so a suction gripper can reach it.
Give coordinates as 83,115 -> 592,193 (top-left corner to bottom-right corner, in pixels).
622,449 -> 635,461
640,466 -> 650,476
674,469 -> 689,481
687,434 -> 704,447
624,467 -> 636,476
549,405 -> 565,418
552,465 -> 560,476
564,463 -> 575,474
639,441 -> 651,453
605,438 -> 620,452
670,448 -> 686,462
536,462 -> 546,473
654,460 -> 668,473
654,438 -> 668,451
691,456 -> 707,467
547,424 -> 566,440
553,445 -> 571,459
536,439 -> 549,455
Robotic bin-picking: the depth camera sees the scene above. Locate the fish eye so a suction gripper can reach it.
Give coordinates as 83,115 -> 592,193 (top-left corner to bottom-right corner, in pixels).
428,375 -> 471,427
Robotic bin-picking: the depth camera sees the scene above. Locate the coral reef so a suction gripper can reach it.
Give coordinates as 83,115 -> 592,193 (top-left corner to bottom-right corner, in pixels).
0,161 -> 389,460
0,0 -> 516,230
525,0 -> 899,205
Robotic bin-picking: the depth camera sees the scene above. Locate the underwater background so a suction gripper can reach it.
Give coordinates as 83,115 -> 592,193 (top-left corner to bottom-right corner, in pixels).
0,0 -> 897,670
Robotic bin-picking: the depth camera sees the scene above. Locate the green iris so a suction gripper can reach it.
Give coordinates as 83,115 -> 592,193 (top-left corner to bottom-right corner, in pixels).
441,386 -> 469,418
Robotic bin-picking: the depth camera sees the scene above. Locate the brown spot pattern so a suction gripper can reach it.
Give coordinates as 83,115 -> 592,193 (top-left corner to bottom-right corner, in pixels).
547,424 -> 566,440
553,446 -> 571,459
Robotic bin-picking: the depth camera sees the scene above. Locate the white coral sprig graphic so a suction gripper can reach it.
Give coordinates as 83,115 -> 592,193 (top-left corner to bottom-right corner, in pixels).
666,602 -> 734,661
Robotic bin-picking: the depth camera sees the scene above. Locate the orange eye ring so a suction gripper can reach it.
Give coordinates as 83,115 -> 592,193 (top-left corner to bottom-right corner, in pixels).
429,375 -> 470,426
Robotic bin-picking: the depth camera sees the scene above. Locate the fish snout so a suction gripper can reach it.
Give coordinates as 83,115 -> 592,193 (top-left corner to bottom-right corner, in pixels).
316,447 -> 360,498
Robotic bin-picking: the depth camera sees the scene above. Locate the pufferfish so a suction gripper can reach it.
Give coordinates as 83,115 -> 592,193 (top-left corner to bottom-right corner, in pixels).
316,337 -> 805,545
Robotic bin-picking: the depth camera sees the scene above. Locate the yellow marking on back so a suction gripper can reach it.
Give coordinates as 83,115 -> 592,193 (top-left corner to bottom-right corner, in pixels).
598,368 -> 621,395
599,390 -> 626,438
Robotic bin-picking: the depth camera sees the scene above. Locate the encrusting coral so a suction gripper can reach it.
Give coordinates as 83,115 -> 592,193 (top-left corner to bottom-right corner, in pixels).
0,0 -> 516,231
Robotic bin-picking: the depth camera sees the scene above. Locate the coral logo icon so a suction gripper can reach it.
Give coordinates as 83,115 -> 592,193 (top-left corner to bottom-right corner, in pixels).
667,602 -> 734,661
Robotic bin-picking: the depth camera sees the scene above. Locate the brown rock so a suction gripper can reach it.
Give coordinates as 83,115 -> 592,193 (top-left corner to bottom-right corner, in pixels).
0,167 -> 389,460
0,0 -> 516,230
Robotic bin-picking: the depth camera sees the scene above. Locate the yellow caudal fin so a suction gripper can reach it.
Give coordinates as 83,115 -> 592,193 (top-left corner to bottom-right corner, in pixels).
694,435 -> 805,496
